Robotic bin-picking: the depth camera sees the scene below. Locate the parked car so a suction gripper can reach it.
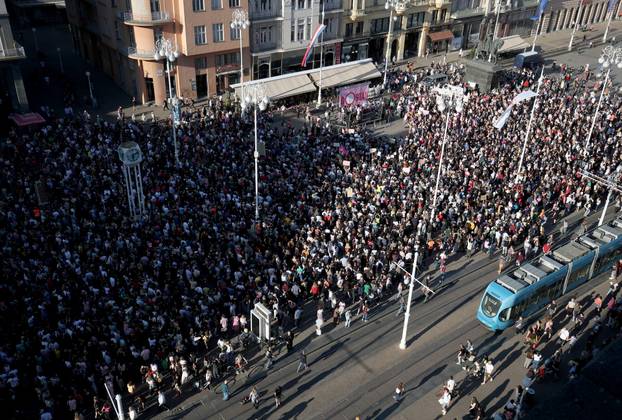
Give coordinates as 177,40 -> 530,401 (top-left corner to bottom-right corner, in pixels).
421,73 -> 449,87
514,51 -> 543,70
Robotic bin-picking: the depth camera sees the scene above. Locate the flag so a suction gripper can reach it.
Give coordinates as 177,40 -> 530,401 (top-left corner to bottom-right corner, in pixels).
608,0 -> 617,12
301,24 -> 326,67
530,0 -> 549,20
493,90 -> 538,130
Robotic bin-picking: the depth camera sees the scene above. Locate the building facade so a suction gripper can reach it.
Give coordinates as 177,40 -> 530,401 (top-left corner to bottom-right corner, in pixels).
531,0 -> 620,36
0,0 -> 29,113
66,0 -> 251,105
249,0 -> 344,80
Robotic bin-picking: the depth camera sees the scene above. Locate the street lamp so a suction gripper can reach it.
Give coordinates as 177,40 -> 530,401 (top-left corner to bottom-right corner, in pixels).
383,0 -> 402,88
241,83 -> 269,223
231,9 -> 249,96
429,85 -> 467,224
57,47 -> 64,73
85,71 -> 96,107
585,46 -> 622,152
154,36 -> 180,166
490,0 -> 501,62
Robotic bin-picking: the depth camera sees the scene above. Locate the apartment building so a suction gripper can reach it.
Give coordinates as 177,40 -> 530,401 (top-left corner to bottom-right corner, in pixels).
249,0 -> 343,79
341,0 -> 458,65
66,0 -> 251,105
0,0 -> 29,112
532,0 -> 619,36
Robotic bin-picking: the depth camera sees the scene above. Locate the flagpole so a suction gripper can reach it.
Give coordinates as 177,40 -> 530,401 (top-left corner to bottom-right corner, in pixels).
603,1 -> 617,44
531,13 -> 541,52
317,2 -> 325,107
516,68 -> 544,184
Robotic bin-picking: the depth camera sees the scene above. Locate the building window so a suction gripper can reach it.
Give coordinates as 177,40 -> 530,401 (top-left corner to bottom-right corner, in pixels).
128,27 -> 135,46
306,17 -> 311,40
213,23 -> 225,42
345,23 -> 353,37
229,0 -> 240,7
297,18 -> 305,41
216,52 -> 240,66
291,22 -> 295,41
356,21 -> 363,34
212,0 -> 223,9
195,57 -> 208,69
230,24 -> 241,40
259,25 -> 272,43
431,10 -> 438,24
297,0 -> 305,9
440,8 -> 447,22
194,25 -> 207,45
370,17 -> 389,34
150,0 -> 160,12
193,0 -> 205,11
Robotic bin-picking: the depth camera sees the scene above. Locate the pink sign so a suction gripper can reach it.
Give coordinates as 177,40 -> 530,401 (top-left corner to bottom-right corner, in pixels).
339,83 -> 369,107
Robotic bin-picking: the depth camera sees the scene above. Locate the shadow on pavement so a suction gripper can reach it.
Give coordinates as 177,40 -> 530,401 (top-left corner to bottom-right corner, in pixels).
414,364 -> 448,390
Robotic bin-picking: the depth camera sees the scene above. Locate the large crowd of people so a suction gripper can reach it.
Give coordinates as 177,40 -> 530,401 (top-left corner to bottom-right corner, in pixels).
1,57 -> 622,420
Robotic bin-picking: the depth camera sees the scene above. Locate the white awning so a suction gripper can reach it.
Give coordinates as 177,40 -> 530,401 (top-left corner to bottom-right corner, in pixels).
231,74 -> 316,100
498,35 -> 530,54
308,61 -> 381,88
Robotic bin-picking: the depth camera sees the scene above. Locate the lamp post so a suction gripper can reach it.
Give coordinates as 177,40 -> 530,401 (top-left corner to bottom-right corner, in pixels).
231,9 -> 249,96
603,1 -> 618,44
429,85 -> 467,224
585,46 -> 622,152
85,71 -> 96,107
383,0 -> 402,88
580,170 -> 622,227
154,36 -> 180,166
32,27 -> 38,51
399,247 -> 419,350
568,1 -> 584,51
57,47 -> 64,73
241,83 -> 269,223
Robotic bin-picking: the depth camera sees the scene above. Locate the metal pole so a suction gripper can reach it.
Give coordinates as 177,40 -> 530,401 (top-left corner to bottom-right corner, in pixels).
604,6 -> 615,44
489,0 -> 501,62
383,6 -> 394,87
86,72 -> 94,104
166,58 -> 179,166
515,69 -> 543,183
569,2 -> 584,51
254,96 -> 260,222
430,108 -> 450,224
57,48 -> 64,73
115,394 -> 125,420
585,68 -> 609,152
317,2 -> 326,107
239,34 -> 244,91
599,187 -> 613,226
399,250 -> 419,349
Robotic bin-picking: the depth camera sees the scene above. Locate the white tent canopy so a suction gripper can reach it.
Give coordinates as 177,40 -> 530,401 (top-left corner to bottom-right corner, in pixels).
231,59 -> 382,101
498,35 -> 530,54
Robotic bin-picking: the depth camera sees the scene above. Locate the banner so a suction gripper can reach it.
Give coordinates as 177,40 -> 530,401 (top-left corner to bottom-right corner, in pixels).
493,89 -> 538,130
301,24 -> 326,67
530,0 -> 549,20
339,82 -> 370,107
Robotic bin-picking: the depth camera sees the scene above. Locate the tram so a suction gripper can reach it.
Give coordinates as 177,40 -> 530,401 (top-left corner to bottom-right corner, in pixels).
477,217 -> 622,331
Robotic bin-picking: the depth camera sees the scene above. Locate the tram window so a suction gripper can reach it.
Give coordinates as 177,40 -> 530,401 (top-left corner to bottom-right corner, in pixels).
499,308 -> 511,321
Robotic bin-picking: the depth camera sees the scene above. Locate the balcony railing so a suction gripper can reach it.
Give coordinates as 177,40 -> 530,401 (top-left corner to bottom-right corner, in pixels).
127,46 -> 157,60
0,45 -> 26,60
122,11 -> 173,25
451,6 -> 486,19
249,6 -> 282,20
251,41 -> 278,53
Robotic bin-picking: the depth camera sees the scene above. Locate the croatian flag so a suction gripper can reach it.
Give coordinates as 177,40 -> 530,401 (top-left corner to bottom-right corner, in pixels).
530,0 -> 548,20
301,24 -> 326,67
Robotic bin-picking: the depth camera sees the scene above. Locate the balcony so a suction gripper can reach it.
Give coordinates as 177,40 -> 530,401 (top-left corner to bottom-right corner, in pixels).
347,8 -> 367,21
122,11 -> 173,26
0,45 -> 26,62
451,7 -> 486,20
324,0 -> 343,12
126,46 -> 157,60
431,0 -> 450,7
249,6 -> 282,21
251,41 -> 278,53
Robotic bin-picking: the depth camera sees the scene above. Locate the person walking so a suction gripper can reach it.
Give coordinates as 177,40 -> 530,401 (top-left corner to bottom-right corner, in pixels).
273,385 -> 282,409
438,386 -> 451,416
157,390 -> 169,411
393,382 -> 405,401
297,350 -> 308,373
344,309 -> 352,328
395,295 -> 405,317
250,386 -> 259,409
469,396 -> 484,420
361,302 -> 369,322
482,358 -> 494,385
265,348 -> 274,370
221,380 -> 230,401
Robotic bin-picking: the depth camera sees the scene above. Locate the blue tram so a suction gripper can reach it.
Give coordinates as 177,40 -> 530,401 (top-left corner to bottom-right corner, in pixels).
477,217 -> 622,331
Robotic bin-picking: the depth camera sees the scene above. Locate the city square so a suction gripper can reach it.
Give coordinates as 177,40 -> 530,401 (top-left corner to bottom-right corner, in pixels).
2,1 -> 622,420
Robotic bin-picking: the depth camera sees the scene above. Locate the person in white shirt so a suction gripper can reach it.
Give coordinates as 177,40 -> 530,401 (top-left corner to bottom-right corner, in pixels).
482,359 -> 494,385
446,376 -> 456,396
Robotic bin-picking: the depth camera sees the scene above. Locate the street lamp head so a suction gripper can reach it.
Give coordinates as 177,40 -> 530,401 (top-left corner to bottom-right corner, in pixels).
154,52 -> 161,60
174,51 -> 179,59
245,95 -> 252,104
262,96 -> 270,105
259,101 -> 267,111
243,21 -> 249,29
230,22 -> 236,29
385,1 -> 390,9
85,71 -> 90,77
603,61 -> 610,68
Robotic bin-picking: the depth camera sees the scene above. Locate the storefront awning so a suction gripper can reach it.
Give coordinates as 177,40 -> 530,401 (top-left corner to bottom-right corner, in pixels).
231,73 -> 316,101
308,60 -> 381,88
428,30 -> 454,43
497,35 -> 530,54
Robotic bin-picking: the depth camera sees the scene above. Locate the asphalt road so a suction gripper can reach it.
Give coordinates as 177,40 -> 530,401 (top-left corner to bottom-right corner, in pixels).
150,205 -> 618,420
